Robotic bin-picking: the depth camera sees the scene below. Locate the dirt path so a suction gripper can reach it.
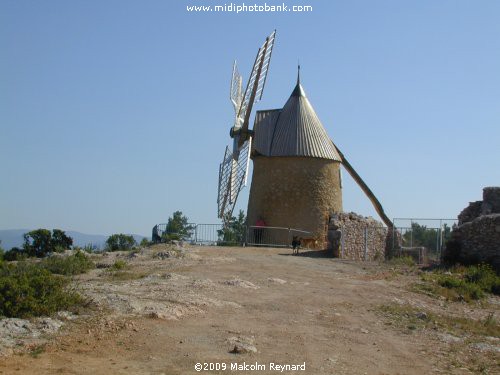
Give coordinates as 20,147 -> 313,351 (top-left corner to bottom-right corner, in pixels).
0,246 -> 498,374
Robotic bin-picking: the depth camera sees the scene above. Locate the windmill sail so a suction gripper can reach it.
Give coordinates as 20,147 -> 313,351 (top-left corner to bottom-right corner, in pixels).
217,30 -> 276,221
217,139 -> 251,219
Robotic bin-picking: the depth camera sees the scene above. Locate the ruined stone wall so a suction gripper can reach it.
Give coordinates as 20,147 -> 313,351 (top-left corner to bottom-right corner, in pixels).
458,201 -> 482,226
482,187 -> 500,215
247,156 -> 342,247
443,187 -> 500,272
328,212 -> 387,261
451,214 -> 500,271
458,187 -> 500,225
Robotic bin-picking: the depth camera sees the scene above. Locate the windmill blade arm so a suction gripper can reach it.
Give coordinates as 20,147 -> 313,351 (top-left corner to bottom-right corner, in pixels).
237,30 -> 276,133
333,142 -> 393,228
217,140 -> 252,220
230,61 -> 242,112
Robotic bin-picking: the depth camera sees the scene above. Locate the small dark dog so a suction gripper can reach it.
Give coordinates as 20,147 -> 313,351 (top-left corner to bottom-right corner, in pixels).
292,236 -> 301,255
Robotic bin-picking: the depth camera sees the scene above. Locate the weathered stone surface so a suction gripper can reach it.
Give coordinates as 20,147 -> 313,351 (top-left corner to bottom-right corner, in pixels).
328,212 -> 387,261
458,201 -> 482,226
443,187 -> 500,272
247,156 -> 342,248
482,186 -> 500,215
452,214 -> 500,271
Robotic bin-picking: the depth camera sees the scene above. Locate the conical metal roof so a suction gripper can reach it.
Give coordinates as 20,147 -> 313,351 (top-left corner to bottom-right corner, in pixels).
266,81 -> 341,161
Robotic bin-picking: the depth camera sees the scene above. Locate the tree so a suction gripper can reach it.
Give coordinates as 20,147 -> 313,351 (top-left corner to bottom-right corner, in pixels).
105,234 -> 136,251
22,229 -> 74,258
218,210 -> 246,245
52,229 -> 73,252
164,211 -> 194,241
402,222 -> 452,255
23,229 -> 53,257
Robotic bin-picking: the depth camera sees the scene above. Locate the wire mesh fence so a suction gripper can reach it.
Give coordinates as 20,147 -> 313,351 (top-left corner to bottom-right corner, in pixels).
246,226 -> 311,248
152,223 -> 311,248
392,218 -> 457,264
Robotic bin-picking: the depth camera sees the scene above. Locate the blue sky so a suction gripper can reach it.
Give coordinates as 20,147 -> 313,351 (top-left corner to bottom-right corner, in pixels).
1,0 -> 499,236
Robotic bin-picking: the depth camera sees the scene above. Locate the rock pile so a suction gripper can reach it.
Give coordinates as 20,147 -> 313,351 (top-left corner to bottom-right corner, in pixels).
443,187 -> 500,271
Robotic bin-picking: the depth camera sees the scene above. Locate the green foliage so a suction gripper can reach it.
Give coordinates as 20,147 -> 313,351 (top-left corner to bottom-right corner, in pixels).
111,260 -> 127,270
52,229 -> 73,252
105,234 -> 136,251
0,240 -> 4,260
0,262 -> 83,318
218,210 -> 246,245
3,247 -> 27,261
402,222 -> 452,254
139,238 -> 151,247
40,251 -> 95,276
464,264 -> 500,295
163,211 -> 194,241
386,255 -> 416,267
436,275 -> 484,300
83,244 -> 98,253
416,264 -> 500,302
22,229 -> 74,257
378,303 -> 500,337
23,229 -> 52,257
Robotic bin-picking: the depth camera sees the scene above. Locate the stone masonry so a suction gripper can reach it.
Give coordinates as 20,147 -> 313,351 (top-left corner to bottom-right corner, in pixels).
443,187 -> 500,272
328,212 -> 387,261
247,156 -> 342,247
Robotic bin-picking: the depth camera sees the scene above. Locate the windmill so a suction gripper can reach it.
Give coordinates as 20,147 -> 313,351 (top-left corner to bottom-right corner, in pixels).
217,30 -> 276,222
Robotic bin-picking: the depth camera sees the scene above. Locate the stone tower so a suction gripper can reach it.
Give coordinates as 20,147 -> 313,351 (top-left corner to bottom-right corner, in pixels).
247,74 -> 343,245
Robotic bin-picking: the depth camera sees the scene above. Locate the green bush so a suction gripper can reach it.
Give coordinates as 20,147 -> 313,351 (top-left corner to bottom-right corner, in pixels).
427,264 -> 500,301
387,255 -> 416,267
111,259 -> 127,270
40,251 -> 95,276
0,262 -> 83,318
139,238 -> 151,247
436,274 -> 485,301
464,264 -> 500,295
105,234 -> 136,251
3,247 -> 27,261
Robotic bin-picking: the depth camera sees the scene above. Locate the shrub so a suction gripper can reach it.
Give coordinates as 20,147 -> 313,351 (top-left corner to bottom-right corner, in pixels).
0,262 -> 83,318
387,255 -> 416,267
435,274 -> 485,301
419,264 -> 500,302
40,251 -> 95,276
139,238 -> 151,247
3,247 -> 27,261
105,234 -> 136,251
464,264 -> 500,296
111,260 -> 127,270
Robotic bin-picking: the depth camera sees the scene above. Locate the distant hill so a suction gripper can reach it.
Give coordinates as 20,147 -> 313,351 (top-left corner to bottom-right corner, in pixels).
0,229 -> 147,251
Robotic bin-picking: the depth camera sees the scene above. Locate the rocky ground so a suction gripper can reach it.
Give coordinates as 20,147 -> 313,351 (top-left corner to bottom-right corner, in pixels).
0,244 -> 498,374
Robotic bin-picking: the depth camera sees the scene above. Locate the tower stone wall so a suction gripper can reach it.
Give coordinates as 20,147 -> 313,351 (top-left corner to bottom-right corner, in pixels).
247,155 -> 342,246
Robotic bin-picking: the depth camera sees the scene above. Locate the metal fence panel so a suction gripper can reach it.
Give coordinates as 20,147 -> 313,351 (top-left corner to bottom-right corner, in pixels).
246,226 -> 311,247
392,218 -> 457,263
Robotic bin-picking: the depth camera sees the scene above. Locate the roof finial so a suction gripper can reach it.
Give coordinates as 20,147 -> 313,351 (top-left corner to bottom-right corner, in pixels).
297,61 -> 301,84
